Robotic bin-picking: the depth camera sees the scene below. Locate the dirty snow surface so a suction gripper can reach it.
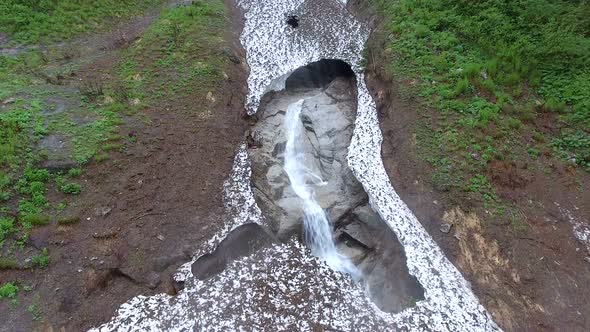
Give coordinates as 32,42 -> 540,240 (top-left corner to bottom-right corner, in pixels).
91,0 -> 500,331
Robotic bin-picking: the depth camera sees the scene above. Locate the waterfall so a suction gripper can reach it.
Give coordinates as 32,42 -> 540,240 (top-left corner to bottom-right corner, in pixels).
283,99 -> 360,279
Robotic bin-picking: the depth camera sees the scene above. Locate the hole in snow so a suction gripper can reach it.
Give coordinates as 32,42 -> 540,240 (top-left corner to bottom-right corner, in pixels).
285,59 -> 355,90
286,15 -> 299,28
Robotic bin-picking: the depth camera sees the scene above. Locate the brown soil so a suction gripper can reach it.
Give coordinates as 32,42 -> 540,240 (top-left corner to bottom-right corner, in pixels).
0,1 -> 249,331
354,1 -> 590,330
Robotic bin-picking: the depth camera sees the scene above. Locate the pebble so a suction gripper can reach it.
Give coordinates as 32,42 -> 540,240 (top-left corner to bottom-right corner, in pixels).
157,235 -> 165,241
440,223 -> 452,234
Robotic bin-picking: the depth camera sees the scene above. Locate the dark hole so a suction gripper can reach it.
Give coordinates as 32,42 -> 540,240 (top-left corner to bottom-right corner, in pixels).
287,15 -> 299,28
285,59 -> 355,90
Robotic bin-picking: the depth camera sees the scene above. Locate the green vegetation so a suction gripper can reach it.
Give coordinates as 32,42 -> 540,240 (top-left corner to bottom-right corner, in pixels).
0,282 -> 18,298
31,248 -> 49,268
0,216 -> 16,247
0,1 -> 163,265
119,0 -> 230,110
26,294 -> 42,321
1,0 -> 231,272
0,256 -> 19,270
369,0 -> 590,211
60,182 -> 81,195
57,216 -> 80,225
0,0 -> 162,44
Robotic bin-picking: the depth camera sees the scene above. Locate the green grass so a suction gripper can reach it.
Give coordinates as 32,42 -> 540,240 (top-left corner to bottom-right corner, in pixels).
0,216 -> 16,247
368,0 -> 590,211
0,0 -> 162,44
0,256 -> 19,270
57,216 -> 80,225
60,183 -> 81,195
31,248 -> 49,268
1,0 -> 233,270
118,0 -> 230,109
0,282 -> 18,299
0,53 -> 131,255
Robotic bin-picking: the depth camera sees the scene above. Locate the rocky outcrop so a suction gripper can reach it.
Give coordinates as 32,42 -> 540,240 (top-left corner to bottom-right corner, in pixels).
247,71 -> 423,312
249,76 -> 363,238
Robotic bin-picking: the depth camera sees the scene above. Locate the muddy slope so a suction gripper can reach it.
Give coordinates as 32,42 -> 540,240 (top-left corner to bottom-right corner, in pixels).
0,1 -> 249,331
351,0 -> 590,331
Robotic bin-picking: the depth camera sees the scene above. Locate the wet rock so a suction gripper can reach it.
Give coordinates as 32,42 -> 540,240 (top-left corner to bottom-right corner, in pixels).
161,273 -> 181,296
248,76 -> 364,238
341,223 -> 373,248
152,252 -> 189,272
350,205 -> 383,230
37,134 -> 76,172
191,223 -> 276,280
191,253 -> 227,280
247,68 -> 424,313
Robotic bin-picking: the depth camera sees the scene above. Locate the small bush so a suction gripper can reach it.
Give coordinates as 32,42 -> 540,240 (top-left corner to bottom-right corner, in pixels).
80,80 -> 104,102
0,282 -> 18,298
67,168 -> 82,178
0,217 -> 15,246
102,143 -> 123,151
545,98 -> 566,112
61,183 -> 81,195
94,153 -> 110,163
31,248 -> 49,268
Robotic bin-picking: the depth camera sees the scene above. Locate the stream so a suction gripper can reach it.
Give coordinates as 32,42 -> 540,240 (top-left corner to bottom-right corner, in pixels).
91,0 -> 501,331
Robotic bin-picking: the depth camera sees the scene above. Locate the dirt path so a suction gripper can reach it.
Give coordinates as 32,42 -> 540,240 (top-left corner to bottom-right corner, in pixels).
0,1 -> 249,331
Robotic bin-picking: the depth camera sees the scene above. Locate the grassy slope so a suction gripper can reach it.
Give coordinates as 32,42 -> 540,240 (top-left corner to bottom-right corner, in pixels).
0,0 -> 228,281
367,0 -> 590,215
0,0 -> 162,44
119,0 -> 229,110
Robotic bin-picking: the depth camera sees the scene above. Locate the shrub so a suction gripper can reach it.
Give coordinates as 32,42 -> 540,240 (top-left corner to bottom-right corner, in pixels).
0,282 -> 18,298
0,217 -> 15,246
31,248 -> 49,268
61,183 -> 81,195
21,213 -> 50,226
67,168 -> 82,178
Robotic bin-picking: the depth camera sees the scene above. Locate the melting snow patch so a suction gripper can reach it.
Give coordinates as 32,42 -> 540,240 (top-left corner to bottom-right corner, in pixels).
556,203 -> 590,255
238,0 -> 499,330
91,0 -> 500,331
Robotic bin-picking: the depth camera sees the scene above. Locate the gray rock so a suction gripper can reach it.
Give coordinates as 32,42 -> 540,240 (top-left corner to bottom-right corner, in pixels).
248,77 -> 365,237
94,206 -> 112,217
153,253 -> 189,272
37,134 -> 76,172
440,223 -> 452,234
191,223 -> 276,280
